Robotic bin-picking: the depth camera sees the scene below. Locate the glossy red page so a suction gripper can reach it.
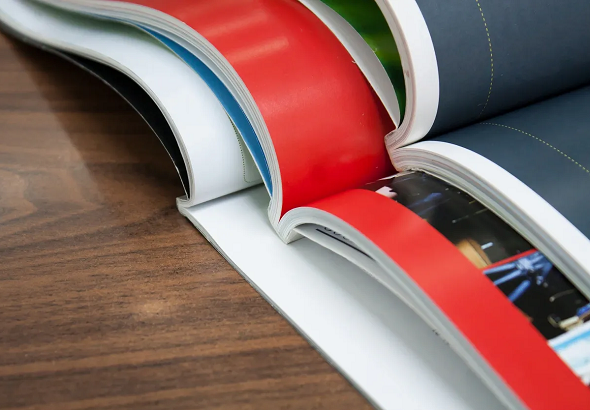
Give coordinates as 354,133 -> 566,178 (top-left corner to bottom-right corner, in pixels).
310,189 -> 590,410
111,0 -> 394,215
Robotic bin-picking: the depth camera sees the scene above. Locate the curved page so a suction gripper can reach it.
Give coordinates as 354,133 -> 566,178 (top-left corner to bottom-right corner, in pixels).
413,0 -> 590,136
61,52 -> 190,193
434,87 -> 590,238
297,0 -> 401,125
180,186 -> 503,410
306,180 -> 590,410
137,27 -> 271,194
312,0 -> 405,117
426,86 -> 590,291
0,0 -> 260,205
57,0 -> 395,219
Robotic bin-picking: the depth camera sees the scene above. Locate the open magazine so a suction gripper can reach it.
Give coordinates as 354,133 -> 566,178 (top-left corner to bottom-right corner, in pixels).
2,0 -> 590,409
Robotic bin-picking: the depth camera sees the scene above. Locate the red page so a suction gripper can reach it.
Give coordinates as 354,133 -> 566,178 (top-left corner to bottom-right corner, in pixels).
113,0 -> 394,215
310,173 -> 590,410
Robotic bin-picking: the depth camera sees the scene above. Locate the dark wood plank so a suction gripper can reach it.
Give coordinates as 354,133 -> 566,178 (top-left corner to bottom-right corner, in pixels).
0,33 -> 371,410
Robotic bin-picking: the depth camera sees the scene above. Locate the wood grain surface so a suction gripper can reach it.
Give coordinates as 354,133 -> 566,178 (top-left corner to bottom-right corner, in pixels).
0,33 -> 371,410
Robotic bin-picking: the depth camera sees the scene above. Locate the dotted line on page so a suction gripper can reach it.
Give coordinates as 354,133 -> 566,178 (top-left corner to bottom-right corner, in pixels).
475,0 -> 494,118
481,122 -> 590,175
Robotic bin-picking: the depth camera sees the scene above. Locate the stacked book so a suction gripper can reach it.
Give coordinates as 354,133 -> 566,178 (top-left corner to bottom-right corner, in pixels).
2,1 -> 589,408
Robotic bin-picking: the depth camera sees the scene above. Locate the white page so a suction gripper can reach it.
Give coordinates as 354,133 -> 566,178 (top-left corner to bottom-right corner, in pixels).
0,0 -> 261,206
180,187 -> 502,410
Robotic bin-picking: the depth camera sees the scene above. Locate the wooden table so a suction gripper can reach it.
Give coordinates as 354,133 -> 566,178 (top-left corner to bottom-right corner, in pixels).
0,34 -> 370,410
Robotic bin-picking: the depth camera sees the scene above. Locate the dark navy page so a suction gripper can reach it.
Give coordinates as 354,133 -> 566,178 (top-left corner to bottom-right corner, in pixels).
415,0 -> 590,135
435,86 -> 590,238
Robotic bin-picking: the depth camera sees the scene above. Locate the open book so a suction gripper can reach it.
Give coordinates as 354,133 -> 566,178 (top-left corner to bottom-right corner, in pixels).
2,0 -> 589,408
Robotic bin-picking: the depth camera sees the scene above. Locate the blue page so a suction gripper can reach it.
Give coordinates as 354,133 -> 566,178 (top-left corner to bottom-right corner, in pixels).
142,28 -> 272,193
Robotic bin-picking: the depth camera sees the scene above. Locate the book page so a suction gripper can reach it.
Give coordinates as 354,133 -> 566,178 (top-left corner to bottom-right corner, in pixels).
308,172 -> 590,391
65,0 -> 395,219
433,85 -> 590,255
414,0 -> 590,136
304,173 -> 590,409
60,52 -> 191,194
300,0 -> 404,121
0,0 -> 262,205
367,172 -> 590,389
180,186 -> 503,410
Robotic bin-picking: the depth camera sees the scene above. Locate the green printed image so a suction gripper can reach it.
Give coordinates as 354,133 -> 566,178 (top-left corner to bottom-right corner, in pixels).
321,0 -> 406,118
